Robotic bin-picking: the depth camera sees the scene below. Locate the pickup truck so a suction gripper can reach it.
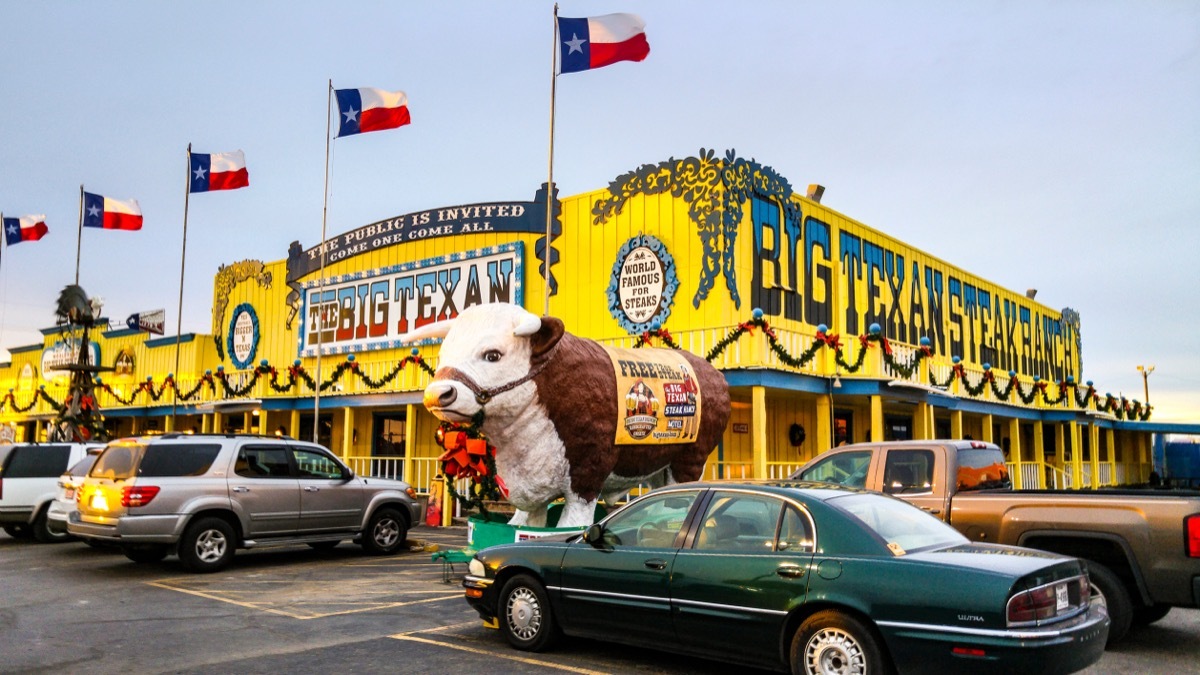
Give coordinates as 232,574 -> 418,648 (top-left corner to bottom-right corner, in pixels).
793,439 -> 1200,645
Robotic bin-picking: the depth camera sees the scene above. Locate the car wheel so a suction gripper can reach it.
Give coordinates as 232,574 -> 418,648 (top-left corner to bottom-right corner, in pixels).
1086,560 -> 1132,645
124,545 -> 169,564
179,517 -> 237,573
790,610 -> 887,675
32,508 -> 72,544
4,524 -> 33,539
307,540 -> 341,551
1132,603 -> 1171,626
360,507 -> 407,555
498,574 -> 560,652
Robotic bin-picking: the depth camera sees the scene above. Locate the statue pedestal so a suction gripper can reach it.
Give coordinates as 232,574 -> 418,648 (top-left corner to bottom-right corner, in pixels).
466,503 -> 607,549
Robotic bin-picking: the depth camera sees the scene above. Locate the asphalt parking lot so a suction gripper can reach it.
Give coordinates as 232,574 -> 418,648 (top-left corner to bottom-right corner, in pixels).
1,525 -> 1197,674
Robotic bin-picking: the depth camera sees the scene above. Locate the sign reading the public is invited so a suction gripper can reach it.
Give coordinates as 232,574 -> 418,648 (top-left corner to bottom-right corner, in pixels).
299,243 -> 524,356
606,346 -> 702,445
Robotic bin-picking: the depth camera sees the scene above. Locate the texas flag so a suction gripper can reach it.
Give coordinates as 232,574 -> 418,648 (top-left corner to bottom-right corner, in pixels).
3,215 -> 48,246
335,87 -> 411,138
83,192 -> 143,231
557,13 -> 650,74
190,150 -> 249,193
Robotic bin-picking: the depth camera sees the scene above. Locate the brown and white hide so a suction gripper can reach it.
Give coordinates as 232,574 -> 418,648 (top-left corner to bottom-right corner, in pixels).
401,303 -> 730,528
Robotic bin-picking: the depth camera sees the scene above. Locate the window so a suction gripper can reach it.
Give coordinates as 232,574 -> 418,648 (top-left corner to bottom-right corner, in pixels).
778,506 -> 814,553
600,490 -> 698,548
831,492 -> 965,554
236,446 -> 292,478
693,492 -> 783,552
139,444 -> 222,477
956,447 -> 1011,491
1,445 -> 71,478
798,450 -> 873,488
882,449 -> 934,494
292,447 -> 345,480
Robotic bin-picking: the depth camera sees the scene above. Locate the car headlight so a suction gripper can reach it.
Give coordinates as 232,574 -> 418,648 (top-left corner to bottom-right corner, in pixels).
468,557 -> 486,577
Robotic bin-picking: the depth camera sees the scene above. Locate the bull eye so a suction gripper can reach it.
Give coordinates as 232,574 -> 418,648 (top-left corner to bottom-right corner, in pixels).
482,349 -> 502,363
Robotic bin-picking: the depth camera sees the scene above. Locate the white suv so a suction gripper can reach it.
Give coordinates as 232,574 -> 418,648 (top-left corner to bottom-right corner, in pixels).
0,442 -> 105,542
68,434 -> 422,572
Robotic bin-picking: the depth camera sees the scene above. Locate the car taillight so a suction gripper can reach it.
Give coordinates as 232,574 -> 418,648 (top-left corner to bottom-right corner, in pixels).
1008,585 -> 1058,624
121,485 -> 161,507
1187,515 -> 1200,558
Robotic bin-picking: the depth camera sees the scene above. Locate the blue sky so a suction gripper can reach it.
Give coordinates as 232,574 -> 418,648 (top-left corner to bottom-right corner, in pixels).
1,2 -> 1197,421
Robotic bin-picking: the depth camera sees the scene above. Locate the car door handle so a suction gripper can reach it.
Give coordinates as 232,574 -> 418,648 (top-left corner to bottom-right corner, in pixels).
644,559 -> 667,570
920,507 -> 942,515
232,486 -> 249,493
304,486 -> 320,492
777,564 -> 806,578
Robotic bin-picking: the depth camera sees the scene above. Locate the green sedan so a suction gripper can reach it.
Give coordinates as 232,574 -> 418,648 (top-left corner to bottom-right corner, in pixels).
463,482 -> 1109,674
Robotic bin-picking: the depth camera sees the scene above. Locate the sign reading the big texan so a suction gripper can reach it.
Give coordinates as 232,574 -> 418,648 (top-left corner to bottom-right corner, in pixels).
299,243 -> 524,356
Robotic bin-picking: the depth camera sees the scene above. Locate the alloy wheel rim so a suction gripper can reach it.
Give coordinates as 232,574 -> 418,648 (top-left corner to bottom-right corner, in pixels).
805,627 -> 865,675
374,518 -> 399,547
506,587 -> 542,640
196,529 -> 227,563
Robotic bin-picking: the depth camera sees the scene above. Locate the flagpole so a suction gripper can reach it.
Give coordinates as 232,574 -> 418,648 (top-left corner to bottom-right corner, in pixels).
544,3 -> 560,317
313,79 -> 333,444
173,144 -> 193,422
75,186 -> 84,286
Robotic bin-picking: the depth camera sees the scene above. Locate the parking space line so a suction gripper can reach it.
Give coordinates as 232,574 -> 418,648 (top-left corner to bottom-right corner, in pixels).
389,634 -> 613,675
145,580 -> 460,619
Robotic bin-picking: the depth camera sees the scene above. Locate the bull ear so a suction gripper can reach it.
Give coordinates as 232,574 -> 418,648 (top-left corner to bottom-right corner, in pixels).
398,318 -> 455,344
529,317 -> 565,359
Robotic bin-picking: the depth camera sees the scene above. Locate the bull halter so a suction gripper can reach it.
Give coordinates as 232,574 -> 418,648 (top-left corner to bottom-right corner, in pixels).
435,341 -> 562,405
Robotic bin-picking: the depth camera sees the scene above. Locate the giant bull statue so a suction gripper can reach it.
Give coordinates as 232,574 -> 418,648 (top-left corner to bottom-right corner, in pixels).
401,303 -> 730,528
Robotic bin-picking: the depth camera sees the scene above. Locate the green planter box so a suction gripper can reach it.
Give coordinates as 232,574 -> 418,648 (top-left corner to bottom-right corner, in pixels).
466,503 -> 606,550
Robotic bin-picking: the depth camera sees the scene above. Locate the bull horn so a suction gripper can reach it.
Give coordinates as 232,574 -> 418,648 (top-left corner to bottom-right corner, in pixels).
398,318 -> 455,344
512,309 -> 543,337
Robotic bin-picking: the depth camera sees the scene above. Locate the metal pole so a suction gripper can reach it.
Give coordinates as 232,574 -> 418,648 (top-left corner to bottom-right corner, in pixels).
75,185 -> 84,286
313,80 -> 333,445
543,3 -> 559,317
174,144 -> 192,421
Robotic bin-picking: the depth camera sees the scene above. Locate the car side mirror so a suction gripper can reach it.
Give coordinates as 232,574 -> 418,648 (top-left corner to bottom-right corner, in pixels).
583,523 -> 605,547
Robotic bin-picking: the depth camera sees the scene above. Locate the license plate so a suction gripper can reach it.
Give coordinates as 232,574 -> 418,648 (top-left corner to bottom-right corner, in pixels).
65,488 -> 75,500
1056,583 -> 1069,611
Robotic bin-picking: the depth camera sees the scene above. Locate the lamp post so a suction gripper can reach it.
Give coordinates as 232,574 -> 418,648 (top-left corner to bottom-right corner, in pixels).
1137,364 -> 1155,405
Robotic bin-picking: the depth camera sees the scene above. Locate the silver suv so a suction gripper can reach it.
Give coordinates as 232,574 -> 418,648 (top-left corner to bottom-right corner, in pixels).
67,434 -> 422,572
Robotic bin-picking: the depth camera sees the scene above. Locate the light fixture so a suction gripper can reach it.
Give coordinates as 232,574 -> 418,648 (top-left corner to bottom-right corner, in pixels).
1025,288 -> 1037,299
807,184 -> 825,203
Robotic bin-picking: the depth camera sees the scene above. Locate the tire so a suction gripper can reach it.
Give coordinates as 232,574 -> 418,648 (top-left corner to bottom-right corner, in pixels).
307,540 -> 341,551
178,517 -> 237,573
1132,603 -> 1171,626
124,545 -> 169,564
498,574 -> 560,652
1087,560 -> 1132,646
360,507 -> 407,555
32,508 -> 72,544
4,523 -> 33,539
790,610 -> 888,675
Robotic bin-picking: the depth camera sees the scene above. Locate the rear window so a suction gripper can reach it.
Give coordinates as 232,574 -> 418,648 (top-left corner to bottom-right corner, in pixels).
139,444 -> 222,477
956,447 -> 1011,491
67,454 -> 101,478
1,445 -> 72,478
91,443 -> 222,479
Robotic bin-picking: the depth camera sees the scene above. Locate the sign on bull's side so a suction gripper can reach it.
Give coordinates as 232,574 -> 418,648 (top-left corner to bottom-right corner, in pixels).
299,243 -> 524,356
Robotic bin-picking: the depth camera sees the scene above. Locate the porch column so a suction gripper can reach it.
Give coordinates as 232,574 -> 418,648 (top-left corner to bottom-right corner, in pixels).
342,407 -> 355,460
289,409 -> 300,438
912,403 -> 927,440
981,414 -> 994,444
1032,420 -> 1045,488
202,413 -> 212,434
752,386 -> 767,479
951,410 -> 963,439
1105,427 -> 1117,485
164,414 -> 175,433
1089,422 -> 1101,487
1069,420 -> 1083,489
869,395 -> 883,443
815,393 -> 832,455
1008,417 -> 1022,489
403,404 -> 416,487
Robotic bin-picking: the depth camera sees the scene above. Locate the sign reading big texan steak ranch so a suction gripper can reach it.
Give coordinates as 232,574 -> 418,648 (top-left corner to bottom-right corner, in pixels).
605,346 -> 702,445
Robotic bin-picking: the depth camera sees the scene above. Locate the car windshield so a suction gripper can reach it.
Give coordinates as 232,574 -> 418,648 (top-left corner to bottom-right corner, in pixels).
828,492 -> 966,555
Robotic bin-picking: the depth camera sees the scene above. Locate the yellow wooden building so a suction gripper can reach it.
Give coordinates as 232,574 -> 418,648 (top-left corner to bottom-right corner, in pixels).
1,149 -> 1188,505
